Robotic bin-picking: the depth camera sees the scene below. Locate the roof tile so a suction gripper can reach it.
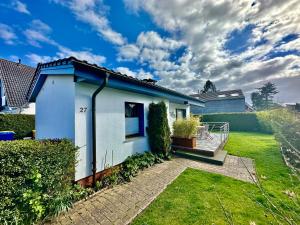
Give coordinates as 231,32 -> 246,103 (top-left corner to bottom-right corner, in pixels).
0,59 -> 36,107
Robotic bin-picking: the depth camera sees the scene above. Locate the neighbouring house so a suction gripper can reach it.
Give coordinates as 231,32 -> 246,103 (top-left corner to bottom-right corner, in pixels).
285,103 -> 300,112
190,89 -> 246,114
0,58 -> 36,114
28,57 -> 205,185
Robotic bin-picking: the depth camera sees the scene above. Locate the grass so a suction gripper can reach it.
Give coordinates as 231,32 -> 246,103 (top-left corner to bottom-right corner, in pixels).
132,132 -> 300,225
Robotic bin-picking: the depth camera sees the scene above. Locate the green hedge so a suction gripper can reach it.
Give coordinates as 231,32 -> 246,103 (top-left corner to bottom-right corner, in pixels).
0,139 -> 77,224
202,112 -> 273,133
0,114 -> 35,139
147,102 -> 171,156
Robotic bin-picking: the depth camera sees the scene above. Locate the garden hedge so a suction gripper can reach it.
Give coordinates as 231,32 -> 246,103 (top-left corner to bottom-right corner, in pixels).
147,102 -> 171,156
202,112 -> 273,133
0,114 -> 35,139
0,139 -> 77,224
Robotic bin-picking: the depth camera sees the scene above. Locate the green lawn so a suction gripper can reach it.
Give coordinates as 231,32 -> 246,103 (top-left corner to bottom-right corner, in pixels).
132,132 -> 300,225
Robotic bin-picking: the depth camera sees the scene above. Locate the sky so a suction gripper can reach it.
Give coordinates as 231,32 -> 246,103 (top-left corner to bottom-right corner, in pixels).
0,0 -> 299,104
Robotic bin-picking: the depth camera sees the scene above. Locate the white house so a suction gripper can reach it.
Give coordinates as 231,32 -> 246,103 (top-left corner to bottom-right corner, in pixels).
0,58 -> 36,114
29,57 -> 204,185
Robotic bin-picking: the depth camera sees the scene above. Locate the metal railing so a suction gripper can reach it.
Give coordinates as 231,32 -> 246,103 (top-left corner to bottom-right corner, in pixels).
201,122 -> 230,144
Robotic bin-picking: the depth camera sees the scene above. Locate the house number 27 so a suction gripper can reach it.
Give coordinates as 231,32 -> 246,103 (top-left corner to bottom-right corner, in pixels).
80,107 -> 87,112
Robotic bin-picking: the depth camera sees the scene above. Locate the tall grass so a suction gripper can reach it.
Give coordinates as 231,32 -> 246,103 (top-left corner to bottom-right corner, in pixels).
172,117 -> 200,138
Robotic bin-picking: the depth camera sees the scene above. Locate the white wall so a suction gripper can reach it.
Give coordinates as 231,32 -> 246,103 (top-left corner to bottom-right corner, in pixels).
74,83 -> 168,181
36,76 -> 75,140
34,76 -> 192,181
20,103 -> 36,115
168,102 -> 190,132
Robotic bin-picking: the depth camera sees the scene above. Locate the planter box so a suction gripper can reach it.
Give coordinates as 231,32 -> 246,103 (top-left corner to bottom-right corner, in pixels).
0,131 -> 15,141
172,137 -> 196,148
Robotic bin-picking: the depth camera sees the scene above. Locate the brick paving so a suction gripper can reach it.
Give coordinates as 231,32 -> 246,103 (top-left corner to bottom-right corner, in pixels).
47,155 -> 256,225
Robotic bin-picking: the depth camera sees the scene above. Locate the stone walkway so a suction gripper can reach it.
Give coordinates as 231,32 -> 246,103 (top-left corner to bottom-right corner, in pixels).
47,155 -> 256,225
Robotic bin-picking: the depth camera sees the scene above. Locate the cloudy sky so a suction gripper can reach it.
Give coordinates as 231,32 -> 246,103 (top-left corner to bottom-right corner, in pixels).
0,0 -> 299,103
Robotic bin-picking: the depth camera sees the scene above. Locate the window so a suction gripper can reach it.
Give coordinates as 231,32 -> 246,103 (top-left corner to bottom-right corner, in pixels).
230,93 -> 239,97
125,102 -> 144,138
218,94 -> 226,98
176,109 -> 186,120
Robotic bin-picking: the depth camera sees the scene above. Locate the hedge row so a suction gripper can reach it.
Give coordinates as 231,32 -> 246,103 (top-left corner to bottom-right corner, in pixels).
201,112 -> 273,133
0,114 -> 35,139
0,139 -> 77,224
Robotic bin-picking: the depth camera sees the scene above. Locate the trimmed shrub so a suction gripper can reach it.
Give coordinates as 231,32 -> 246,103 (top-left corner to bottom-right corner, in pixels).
120,152 -> 164,182
202,112 -> 273,133
0,139 -> 77,224
147,102 -> 171,156
0,114 -> 35,139
173,117 -> 200,138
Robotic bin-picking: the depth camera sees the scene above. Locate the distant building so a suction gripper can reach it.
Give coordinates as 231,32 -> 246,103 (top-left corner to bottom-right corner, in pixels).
190,89 -> 246,114
0,58 -> 36,114
296,103 -> 300,112
285,103 -> 300,112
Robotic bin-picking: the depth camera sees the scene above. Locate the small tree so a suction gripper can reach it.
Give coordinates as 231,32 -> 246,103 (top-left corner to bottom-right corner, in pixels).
251,92 -> 264,110
147,101 -> 171,156
252,82 -> 279,110
202,80 -> 217,93
258,82 -> 278,109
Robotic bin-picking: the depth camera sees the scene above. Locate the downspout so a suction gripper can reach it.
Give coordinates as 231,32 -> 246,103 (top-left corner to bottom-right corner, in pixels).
92,73 -> 109,187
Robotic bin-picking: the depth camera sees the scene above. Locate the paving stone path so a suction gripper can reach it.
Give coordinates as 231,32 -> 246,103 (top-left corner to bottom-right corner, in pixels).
47,155 -> 256,225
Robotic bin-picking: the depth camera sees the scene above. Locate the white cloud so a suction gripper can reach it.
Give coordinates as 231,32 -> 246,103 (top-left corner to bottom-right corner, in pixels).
57,46 -> 106,64
24,20 -> 106,65
117,44 -> 140,61
136,31 -> 183,50
25,53 -> 54,65
24,20 -> 56,47
115,67 -> 153,79
118,31 -> 183,69
52,0 -> 126,45
122,0 -> 300,103
0,23 -> 17,45
11,0 -> 30,15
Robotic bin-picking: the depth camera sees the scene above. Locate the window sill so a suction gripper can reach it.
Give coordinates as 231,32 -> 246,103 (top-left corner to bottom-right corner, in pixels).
124,136 -> 146,143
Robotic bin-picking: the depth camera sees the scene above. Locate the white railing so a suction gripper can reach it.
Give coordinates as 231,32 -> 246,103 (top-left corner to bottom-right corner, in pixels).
201,122 -> 230,144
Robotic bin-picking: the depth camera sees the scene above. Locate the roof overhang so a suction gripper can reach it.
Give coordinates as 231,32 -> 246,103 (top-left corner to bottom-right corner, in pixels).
29,61 -> 204,107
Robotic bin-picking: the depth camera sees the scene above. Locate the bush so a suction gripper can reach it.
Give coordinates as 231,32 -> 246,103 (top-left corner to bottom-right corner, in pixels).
261,109 -> 300,169
0,114 -> 35,139
147,102 -> 171,156
0,139 -> 77,224
202,112 -> 272,133
173,117 -> 200,138
120,152 -> 164,182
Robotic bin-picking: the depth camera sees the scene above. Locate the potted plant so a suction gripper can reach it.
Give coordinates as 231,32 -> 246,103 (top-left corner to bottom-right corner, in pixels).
172,117 -> 200,148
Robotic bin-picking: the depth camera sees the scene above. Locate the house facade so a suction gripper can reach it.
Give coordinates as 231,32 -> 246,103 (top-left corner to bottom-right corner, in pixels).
0,59 -> 36,114
190,89 -> 246,114
29,57 -> 204,184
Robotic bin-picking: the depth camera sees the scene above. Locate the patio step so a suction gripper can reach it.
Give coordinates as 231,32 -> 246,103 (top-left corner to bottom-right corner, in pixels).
172,145 -> 215,156
174,150 -> 228,165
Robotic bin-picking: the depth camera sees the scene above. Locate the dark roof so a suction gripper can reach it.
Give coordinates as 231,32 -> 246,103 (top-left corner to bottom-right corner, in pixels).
190,89 -> 245,102
28,57 -> 204,104
0,59 -> 36,107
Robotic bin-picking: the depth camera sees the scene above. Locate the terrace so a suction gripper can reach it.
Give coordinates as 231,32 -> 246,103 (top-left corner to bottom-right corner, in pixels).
172,122 -> 230,165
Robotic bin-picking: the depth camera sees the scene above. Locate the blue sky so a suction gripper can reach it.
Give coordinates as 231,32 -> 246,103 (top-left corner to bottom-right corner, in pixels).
0,0 -> 300,103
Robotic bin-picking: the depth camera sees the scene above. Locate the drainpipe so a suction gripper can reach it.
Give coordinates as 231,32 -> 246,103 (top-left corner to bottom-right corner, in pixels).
92,73 -> 109,187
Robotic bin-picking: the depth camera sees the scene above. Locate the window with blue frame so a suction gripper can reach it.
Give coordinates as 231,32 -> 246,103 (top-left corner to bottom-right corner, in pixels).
125,102 -> 144,137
